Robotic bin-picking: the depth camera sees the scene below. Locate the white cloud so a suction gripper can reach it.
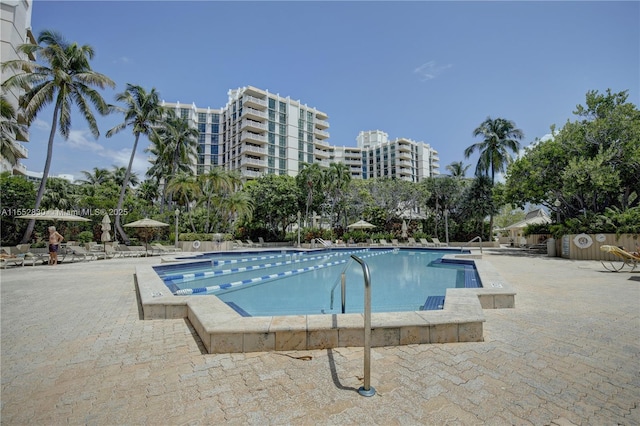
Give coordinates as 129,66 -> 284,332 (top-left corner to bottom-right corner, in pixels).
414,61 -> 452,81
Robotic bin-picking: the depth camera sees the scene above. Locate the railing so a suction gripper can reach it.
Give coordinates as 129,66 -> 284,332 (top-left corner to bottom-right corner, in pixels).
350,255 -> 376,397
461,236 -> 483,253
329,260 -> 353,313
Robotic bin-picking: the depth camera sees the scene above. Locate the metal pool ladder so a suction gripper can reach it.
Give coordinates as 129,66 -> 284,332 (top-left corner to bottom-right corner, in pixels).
350,254 -> 376,397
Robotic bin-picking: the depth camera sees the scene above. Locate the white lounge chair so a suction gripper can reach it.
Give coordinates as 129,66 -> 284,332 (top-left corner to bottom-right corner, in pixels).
315,238 -> 333,247
407,237 -> 421,246
420,238 -> 435,247
431,238 -> 448,247
379,239 -> 391,246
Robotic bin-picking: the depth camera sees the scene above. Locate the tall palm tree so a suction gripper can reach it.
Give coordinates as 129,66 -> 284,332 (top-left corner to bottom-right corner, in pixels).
146,110 -> 198,212
464,117 -> 523,240
106,84 -> 162,242
78,167 -> 111,186
296,162 -> 323,226
325,162 -> 351,228
445,161 -> 470,179
165,171 -> 200,232
197,167 -> 234,233
2,30 -> 114,243
0,95 -> 28,166
464,117 -> 523,183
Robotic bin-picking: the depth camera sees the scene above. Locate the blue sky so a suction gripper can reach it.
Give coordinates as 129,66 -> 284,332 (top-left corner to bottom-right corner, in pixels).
24,0 -> 639,180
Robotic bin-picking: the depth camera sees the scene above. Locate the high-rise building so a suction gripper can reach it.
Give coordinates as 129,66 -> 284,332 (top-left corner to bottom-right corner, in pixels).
0,0 -> 35,175
356,130 -> 440,182
163,86 -> 440,181
162,86 -> 331,178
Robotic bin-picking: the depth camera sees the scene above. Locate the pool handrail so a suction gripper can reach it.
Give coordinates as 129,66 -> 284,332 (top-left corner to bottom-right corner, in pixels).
462,235 -> 483,253
350,254 -> 376,397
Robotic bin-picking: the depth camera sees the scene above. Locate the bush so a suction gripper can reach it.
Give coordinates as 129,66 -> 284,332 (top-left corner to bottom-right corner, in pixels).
77,231 -> 93,243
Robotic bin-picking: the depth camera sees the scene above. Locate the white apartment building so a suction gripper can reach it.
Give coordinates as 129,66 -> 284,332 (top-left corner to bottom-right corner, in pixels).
163,86 -> 440,181
162,86 -> 331,178
0,0 -> 34,175
356,130 -> 440,182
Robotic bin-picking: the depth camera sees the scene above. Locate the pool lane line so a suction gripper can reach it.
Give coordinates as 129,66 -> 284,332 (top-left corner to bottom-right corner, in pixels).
173,249 -> 395,295
162,249 -> 371,282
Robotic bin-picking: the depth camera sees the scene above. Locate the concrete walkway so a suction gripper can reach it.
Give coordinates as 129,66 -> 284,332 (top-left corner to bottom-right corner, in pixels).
1,249 -> 638,425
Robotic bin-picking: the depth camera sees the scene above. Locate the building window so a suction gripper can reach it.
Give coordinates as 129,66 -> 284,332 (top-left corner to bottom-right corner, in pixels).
279,135 -> 286,146
269,98 -> 276,109
212,124 -> 219,133
198,123 -> 206,132
269,121 -> 275,132
210,113 -> 219,123
279,112 -> 286,123
180,108 -> 189,119
279,101 -> 286,111
198,112 -> 206,122
279,124 -> 286,135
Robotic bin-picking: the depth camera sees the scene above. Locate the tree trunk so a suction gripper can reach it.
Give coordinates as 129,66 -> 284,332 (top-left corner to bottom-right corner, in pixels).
20,107 -> 59,243
114,133 -> 140,243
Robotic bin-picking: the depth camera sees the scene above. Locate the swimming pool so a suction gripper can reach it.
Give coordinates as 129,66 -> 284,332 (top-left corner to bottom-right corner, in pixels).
153,248 -> 481,316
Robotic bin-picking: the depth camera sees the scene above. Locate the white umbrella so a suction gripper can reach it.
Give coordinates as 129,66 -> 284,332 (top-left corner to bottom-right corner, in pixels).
100,214 -> 111,243
347,220 -> 376,229
16,209 -> 91,222
401,220 -> 408,239
124,218 -> 170,255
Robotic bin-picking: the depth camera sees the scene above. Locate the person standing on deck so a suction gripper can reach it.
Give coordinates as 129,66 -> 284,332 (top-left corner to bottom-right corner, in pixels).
48,226 -> 64,265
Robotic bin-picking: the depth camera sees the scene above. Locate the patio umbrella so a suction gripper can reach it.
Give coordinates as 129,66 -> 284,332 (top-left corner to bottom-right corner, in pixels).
16,209 -> 91,222
100,215 -> 111,242
347,219 -> 376,229
401,220 -> 408,239
123,218 -> 169,255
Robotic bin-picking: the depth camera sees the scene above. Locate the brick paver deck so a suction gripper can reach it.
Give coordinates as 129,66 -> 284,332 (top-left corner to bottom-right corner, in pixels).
1,248 -> 638,425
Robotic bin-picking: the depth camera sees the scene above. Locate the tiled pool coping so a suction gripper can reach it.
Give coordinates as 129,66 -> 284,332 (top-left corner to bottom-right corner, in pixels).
135,251 -> 515,353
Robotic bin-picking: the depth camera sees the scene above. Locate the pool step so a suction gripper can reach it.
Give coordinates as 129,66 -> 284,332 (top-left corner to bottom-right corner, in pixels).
421,295 -> 445,310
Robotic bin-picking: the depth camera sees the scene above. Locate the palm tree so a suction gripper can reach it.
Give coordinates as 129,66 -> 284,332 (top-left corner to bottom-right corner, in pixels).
197,167 -> 234,233
78,167 -> 111,186
296,162 -> 323,226
0,95 -> 28,166
464,117 -> 523,240
445,161 -> 470,178
146,110 -> 198,212
165,171 -> 200,232
325,162 -> 351,228
464,117 -> 523,183
2,30 -> 115,243
106,84 -> 162,243
111,165 -> 138,188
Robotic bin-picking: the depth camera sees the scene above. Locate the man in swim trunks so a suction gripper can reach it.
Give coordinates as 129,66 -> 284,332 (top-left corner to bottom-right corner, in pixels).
48,226 -> 64,265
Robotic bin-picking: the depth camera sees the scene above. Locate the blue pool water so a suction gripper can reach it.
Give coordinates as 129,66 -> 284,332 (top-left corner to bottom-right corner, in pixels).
154,248 -> 481,316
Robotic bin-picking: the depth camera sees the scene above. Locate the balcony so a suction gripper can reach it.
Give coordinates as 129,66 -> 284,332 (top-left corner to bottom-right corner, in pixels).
397,142 -> 412,152
242,156 -> 267,168
315,119 -> 329,129
14,142 -> 28,159
243,144 -> 267,156
241,119 -> 267,132
240,131 -> 267,145
314,148 -> 330,159
314,128 -> 329,139
241,169 -> 263,179
12,162 -> 27,175
242,107 -> 267,120
243,95 -> 267,109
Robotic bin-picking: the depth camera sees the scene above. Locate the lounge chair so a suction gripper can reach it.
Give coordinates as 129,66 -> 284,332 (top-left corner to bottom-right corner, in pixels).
234,240 -> 245,248
246,239 -> 257,247
315,237 -> 332,247
407,237 -> 421,246
258,237 -> 266,247
420,238 -> 435,247
367,239 -> 379,246
379,239 -> 391,246
431,238 -> 448,247
391,239 -> 400,246
600,245 -> 639,272
66,245 -> 97,262
151,243 -> 181,254
0,248 -> 24,268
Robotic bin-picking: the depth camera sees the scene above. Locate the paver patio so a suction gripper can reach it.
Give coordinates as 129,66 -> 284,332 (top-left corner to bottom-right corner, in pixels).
1,248 -> 638,425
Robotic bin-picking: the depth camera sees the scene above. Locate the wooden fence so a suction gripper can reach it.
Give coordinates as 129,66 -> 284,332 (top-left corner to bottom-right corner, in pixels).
558,234 -> 638,260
